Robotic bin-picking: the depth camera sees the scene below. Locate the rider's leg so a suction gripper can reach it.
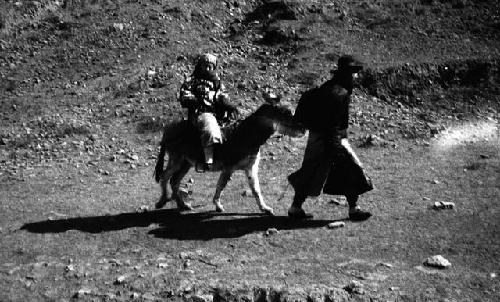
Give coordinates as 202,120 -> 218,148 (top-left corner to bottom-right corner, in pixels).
197,113 -> 222,172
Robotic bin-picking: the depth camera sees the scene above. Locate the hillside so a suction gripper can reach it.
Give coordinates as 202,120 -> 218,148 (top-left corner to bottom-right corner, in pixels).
0,0 -> 499,301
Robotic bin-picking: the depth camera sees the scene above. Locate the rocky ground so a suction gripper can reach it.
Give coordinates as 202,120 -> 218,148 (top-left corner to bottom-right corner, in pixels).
0,0 -> 499,301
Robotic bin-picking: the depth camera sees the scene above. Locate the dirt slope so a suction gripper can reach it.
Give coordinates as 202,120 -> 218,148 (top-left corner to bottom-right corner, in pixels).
1,0 -> 499,301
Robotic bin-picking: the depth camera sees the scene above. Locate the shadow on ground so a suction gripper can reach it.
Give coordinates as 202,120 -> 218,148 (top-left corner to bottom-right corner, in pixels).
20,208 -> 337,240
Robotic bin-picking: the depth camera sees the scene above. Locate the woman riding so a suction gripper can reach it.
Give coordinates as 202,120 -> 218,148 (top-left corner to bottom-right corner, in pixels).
178,53 -> 238,172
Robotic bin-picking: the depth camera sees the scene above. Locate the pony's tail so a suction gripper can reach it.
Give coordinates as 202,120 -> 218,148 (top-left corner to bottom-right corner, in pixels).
154,132 -> 167,183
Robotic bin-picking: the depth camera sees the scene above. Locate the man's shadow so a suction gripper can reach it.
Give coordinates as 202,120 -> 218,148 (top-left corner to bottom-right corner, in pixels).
21,207 -> 341,240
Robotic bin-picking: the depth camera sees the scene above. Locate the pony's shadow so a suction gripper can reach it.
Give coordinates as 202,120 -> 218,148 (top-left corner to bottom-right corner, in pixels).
21,207 -> 339,240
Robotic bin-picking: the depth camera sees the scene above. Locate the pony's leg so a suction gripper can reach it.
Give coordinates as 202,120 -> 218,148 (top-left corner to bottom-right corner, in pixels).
155,154 -> 183,209
245,159 -> 274,215
170,160 -> 193,210
212,169 -> 234,213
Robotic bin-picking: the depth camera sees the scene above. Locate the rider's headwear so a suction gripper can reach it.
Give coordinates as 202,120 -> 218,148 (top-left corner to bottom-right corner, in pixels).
197,53 -> 217,68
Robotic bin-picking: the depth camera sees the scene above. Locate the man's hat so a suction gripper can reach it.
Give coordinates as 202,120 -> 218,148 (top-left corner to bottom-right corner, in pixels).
334,55 -> 363,73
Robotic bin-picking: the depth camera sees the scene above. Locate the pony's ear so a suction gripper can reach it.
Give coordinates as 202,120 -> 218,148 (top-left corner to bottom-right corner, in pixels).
262,91 -> 281,105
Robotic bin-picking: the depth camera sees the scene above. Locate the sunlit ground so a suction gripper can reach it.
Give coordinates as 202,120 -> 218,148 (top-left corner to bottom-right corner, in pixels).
432,118 -> 499,152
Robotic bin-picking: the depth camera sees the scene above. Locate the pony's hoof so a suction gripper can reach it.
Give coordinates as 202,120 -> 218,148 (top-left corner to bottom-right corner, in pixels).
177,203 -> 193,211
262,207 -> 275,216
155,199 -> 167,209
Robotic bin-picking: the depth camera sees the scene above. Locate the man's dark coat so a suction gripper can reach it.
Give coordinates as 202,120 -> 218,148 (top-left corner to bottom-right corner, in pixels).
288,74 -> 373,197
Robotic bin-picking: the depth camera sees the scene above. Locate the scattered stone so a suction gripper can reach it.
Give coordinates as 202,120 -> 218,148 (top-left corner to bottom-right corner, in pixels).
329,197 -> 347,206
136,205 -> 149,213
241,189 -> 253,197
327,221 -> 345,229
191,294 -> 213,302
179,252 -> 190,259
344,280 -> 365,295
360,134 -> 389,147
265,228 -> 279,236
98,169 -> 110,176
158,263 -> 169,269
131,292 -> 140,299
73,287 -> 92,298
378,262 -> 394,268
114,275 -> 127,284
424,255 -> 452,268
432,201 -> 455,210
490,272 -> 497,278
113,23 -> 125,31
142,293 -> 156,300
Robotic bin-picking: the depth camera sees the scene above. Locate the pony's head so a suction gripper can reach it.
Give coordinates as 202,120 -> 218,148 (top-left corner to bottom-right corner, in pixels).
253,95 -> 305,138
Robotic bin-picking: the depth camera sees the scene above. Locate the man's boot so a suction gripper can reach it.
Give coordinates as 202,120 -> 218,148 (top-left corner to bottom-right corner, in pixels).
347,195 -> 372,221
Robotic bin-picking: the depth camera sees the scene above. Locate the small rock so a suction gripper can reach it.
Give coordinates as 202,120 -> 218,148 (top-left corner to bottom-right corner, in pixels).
361,134 -> 388,147
113,23 -> 124,31
179,252 -> 190,259
432,201 -> 455,210
114,275 -> 127,284
158,263 -> 169,269
64,264 -> 75,272
74,287 -> 92,298
264,228 -> 279,236
378,262 -> 393,268
329,197 -> 347,206
327,221 -> 345,229
424,255 -> 451,268
191,294 -> 213,302
490,272 -> 497,278
131,292 -> 140,299
142,293 -> 156,300
241,190 -> 253,197
136,205 -> 149,213
344,280 -> 365,295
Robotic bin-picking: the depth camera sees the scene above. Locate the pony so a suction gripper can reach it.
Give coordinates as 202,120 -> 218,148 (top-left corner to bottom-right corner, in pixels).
154,97 -> 305,215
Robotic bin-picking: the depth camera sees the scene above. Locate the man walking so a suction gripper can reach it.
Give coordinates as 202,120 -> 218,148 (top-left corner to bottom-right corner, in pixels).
288,55 -> 373,221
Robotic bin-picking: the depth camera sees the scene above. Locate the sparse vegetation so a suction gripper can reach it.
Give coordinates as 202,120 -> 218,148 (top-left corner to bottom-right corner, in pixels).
0,0 -> 498,301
